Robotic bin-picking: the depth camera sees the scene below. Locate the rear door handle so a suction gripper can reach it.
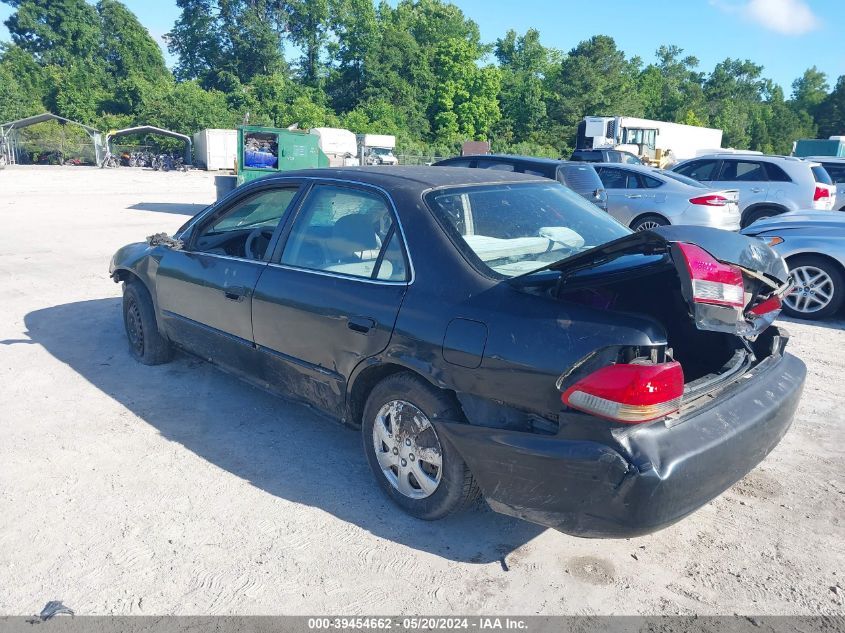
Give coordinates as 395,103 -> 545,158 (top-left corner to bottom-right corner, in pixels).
347,316 -> 376,334
625,194 -> 643,198
750,187 -> 764,193
224,286 -> 247,302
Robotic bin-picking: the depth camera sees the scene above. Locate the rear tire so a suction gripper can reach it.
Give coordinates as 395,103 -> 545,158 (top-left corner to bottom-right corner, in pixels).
742,207 -> 781,228
630,214 -> 668,232
782,255 -> 844,320
362,372 -> 479,520
122,280 -> 173,364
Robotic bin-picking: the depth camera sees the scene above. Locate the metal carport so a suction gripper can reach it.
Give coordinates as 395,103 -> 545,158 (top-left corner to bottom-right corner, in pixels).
0,113 -> 104,166
105,126 -> 192,166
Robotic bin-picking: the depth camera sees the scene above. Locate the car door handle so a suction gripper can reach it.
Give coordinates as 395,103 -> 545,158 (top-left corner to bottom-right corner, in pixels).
347,316 -> 376,334
223,286 -> 247,302
625,194 -> 643,198
750,187 -> 764,193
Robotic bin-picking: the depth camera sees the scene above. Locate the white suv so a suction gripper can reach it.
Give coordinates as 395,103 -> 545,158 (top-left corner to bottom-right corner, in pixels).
671,154 -> 836,227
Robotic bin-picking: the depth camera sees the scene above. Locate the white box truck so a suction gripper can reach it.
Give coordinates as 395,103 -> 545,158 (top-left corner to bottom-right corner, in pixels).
578,116 -> 723,164
358,134 -> 398,165
193,129 -> 238,170
309,127 -> 360,166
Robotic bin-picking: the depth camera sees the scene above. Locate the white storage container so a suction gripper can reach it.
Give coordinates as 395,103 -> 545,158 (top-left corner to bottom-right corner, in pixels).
193,129 -> 238,171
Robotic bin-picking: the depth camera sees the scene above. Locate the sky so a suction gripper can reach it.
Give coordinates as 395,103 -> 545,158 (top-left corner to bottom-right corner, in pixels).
0,0 -> 841,94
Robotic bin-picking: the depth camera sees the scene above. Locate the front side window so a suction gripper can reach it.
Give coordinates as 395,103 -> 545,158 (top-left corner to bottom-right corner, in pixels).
193,187 -> 297,260
280,185 -> 408,281
425,182 -> 629,278
597,167 -> 642,189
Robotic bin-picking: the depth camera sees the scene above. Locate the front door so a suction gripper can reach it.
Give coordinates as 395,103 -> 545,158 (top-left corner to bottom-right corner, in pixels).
252,183 -> 410,417
155,185 -> 301,374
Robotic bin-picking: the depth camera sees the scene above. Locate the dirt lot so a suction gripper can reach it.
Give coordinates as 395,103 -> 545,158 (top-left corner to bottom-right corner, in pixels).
0,166 -> 843,616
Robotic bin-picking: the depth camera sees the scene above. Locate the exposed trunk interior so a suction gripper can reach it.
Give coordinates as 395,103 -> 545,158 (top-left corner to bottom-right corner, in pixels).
558,263 -> 744,383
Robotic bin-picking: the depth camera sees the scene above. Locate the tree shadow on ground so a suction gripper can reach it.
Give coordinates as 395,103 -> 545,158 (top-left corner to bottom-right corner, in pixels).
24,298 -> 544,564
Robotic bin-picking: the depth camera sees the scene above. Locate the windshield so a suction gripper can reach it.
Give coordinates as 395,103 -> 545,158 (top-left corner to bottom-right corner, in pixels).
425,182 -> 630,278
372,147 -> 393,156
658,170 -> 708,188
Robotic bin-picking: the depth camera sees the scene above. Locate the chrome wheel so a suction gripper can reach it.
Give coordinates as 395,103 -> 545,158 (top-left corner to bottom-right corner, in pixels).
372,400 -> 443,499
785,265 -> 835,314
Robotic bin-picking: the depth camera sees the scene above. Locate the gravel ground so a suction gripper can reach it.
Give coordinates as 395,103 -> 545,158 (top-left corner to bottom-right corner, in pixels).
0,166 -> 843,616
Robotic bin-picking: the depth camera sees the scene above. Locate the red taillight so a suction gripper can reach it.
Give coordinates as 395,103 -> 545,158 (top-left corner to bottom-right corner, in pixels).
814,186 -> 830,201
749,295 -> 782,316
689,194 -> 729,206
677,242 -> 745,308
561,362 -> 684,423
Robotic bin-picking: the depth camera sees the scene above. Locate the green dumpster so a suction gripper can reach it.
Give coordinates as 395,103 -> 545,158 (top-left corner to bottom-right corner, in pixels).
237,125 -> 329,186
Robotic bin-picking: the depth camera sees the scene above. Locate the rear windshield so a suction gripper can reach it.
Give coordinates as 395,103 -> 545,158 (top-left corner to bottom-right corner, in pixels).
570,151 -> 602,162
812,165 -> 833,185
558,165 -> 602,191
658,170 -> 708,188
425,182 -> 629,278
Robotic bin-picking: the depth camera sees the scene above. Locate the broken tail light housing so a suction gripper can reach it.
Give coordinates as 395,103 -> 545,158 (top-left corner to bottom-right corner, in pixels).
561,362 -> 684,424
689,194 -> 729,206
814,186 -> 831,202
677,242 -> 745,308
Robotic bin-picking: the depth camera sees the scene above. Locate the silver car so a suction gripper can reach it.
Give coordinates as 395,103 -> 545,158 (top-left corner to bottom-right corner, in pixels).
594,163 -> 740,231
672,153 -> 836,227
804,156 -> 845,211
741,210 -> 845,320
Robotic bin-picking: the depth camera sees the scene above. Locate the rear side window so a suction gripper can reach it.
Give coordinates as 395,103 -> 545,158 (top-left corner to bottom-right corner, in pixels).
641,174 -> 663,188
764,162 -> 791,182
280,185 -> 408,281
823,164 -> 845,183
718,160 -> 766,181
596,167 -> 644,189
558,165 -> 602,193
571,151 -> 602,162
812,165 -> 833,185
675,160 -> 719,181
437,158 -> 473,167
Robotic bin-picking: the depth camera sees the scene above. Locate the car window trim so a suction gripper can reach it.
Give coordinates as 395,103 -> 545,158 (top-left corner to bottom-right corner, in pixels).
267,177 -> 415,285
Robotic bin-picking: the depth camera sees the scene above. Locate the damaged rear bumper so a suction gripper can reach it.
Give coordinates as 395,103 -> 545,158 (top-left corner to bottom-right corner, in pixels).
435,352 -> 806,538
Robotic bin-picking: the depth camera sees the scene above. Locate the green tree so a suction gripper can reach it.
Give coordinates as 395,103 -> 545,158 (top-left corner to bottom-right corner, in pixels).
2,0 -> 102,66
816,75 -> 845,138
791,66 -> 828,118
165,0 -> 221,84
327,0 -> 379,110
547,35 -> 643,148
279,0 -> 331,86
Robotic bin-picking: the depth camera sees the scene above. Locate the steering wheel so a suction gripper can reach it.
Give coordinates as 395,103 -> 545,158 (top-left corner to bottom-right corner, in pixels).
244,226 -> 276,260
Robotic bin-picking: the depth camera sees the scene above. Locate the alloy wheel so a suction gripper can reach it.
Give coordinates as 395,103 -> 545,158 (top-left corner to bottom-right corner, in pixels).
785,265 -> 835,314
635,220 -> 662,231
372,400 -> 443,499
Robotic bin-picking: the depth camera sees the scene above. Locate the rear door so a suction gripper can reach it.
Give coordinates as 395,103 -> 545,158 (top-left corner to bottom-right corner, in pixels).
714,159 -> 770,211
595,166 -> 655,226
251,182 -> 410,416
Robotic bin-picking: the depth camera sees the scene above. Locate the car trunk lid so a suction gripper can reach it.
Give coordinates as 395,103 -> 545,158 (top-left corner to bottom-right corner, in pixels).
536,225 -> 791,339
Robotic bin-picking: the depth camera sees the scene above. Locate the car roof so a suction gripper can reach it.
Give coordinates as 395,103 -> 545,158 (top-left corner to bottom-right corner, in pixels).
591,162 -> 660,174
251,166 -> 547,190
803,156 -> 845,163
440,154 -> 565,166
694,153 -> 808,163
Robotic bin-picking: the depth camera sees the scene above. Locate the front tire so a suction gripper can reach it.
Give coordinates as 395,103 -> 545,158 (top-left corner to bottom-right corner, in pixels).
122,281 -> 173,364
782,255 -> 844,320
362,373 -> 479,520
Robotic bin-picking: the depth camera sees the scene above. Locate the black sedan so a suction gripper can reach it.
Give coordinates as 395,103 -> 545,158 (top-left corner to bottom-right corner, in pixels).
110,167 -> 805,537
